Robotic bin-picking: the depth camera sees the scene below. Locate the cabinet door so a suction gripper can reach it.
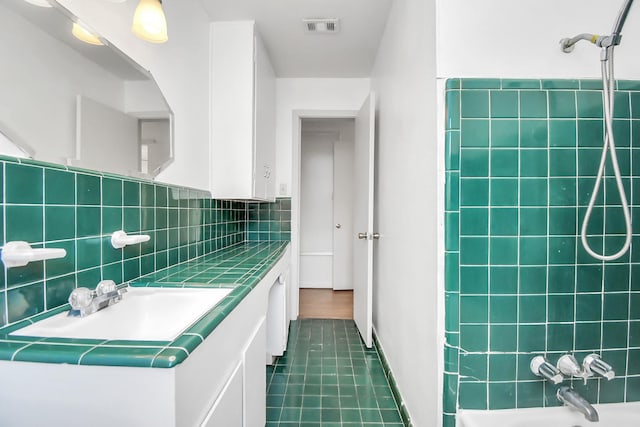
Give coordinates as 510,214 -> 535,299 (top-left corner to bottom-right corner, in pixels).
210,21 -> 255,199
243,316 -> 266,427
201,363 -> 243,427
253,33 -> 276,201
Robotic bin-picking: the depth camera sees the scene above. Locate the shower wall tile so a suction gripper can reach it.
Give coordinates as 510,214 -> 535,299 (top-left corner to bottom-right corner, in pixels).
0,157 -> 248,328
444,78 -> 640,425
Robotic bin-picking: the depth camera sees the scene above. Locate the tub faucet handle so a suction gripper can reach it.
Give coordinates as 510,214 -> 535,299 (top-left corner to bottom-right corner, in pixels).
531,355 -> 564,384
557,354 -> 586,378
583,354 -> 615,380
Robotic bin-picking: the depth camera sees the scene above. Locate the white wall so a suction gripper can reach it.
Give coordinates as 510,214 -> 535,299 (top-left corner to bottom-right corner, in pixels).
370,0 -> 439,425
437,0 -> 640,78
124,80 -> 169,117
76,96 -> 138,175
275,78 -> 370,195
0,133 -> 29,159
59,0 -> 211,190
141,120 -> 171,175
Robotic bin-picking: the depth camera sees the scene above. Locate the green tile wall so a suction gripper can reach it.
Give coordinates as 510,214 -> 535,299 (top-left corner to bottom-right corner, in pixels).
444,78 -> 640,426
0,157 -> 246,328
246,198 -> 291,241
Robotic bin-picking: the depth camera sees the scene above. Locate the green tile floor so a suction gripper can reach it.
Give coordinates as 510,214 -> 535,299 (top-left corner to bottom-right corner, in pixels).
266,319 -> 405,426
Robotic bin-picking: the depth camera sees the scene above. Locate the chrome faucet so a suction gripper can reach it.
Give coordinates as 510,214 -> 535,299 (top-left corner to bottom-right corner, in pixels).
557,386 -> 599,422
557,354 -> 588,379
68,280 -> 127,317
530,355 -> 564,384
584,354 -> 615,380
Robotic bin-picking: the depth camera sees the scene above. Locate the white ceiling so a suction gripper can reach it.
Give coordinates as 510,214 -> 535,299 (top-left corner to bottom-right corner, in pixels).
200,0 -> 393,78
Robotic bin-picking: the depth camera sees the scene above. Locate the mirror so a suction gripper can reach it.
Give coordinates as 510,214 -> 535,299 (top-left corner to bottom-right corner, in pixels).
0,0 -> 173,178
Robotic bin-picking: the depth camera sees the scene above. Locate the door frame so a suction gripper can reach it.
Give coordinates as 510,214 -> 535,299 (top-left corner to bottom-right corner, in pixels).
290,109 -> 358,320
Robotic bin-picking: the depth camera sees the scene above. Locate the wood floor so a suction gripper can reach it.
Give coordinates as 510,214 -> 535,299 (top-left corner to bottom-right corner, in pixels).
299,289 -> 353,320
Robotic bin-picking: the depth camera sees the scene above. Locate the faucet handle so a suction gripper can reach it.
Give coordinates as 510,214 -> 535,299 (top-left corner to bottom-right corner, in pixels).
95,280 -> 117,297
583,354 -> 615,380
69,287 -> 94,311
531,355 -> 564,384
557,354 -> 586,378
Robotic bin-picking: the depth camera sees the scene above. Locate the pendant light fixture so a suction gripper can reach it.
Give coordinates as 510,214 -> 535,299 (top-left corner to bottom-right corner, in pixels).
72,22 -> 104,46
132,0 -> 168,43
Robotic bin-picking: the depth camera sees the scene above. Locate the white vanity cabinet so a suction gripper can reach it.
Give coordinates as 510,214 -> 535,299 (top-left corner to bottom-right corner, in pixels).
201,362 -> 243,427
201,317 -> 266,427
0,246 -> 291,427
242,317 -> 267,427
210,21 -> 276,201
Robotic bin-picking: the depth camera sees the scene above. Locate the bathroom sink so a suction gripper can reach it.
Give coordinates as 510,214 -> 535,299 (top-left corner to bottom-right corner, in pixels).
10,287 -> 232,341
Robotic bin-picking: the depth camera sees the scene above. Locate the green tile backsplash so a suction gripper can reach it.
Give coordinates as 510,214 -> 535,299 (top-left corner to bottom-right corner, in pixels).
444,78 -> 640,426
246,198 -> 291,242
0,156 -> 247,328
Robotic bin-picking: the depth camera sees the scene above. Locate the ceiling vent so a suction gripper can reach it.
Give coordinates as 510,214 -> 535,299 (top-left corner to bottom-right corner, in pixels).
303,18 -> 340,34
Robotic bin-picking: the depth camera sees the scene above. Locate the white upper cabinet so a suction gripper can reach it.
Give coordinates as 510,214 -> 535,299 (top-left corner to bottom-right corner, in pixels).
210,21 -> 276,201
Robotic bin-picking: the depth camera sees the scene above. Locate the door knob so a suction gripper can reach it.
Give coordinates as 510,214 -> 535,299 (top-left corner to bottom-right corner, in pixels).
336,224 -> 342,229
372,233 -> 380,239
358,232 -> 368,240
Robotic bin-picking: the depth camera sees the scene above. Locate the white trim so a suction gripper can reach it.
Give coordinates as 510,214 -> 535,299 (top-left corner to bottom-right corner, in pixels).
298,282 -> 333,289
290,109 -> 359,321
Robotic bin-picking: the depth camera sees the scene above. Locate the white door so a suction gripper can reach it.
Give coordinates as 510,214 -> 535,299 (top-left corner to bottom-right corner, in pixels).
353,93 -> 376,348
333,127 -> 355,290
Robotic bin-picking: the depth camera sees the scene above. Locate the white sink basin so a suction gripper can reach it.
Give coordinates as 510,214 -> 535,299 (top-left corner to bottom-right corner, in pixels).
11,287 -> 232,341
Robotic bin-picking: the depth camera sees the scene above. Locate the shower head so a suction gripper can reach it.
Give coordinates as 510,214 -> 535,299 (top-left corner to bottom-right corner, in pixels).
560,0 -> 634,53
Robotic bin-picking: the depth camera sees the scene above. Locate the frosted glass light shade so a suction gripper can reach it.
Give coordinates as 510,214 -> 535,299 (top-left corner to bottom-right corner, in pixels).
132,0 -> 168,43
72,22 -> 103,46
23,0 -> 52,7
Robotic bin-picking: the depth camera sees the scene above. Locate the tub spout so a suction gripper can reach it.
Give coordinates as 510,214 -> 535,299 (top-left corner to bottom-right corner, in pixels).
557,386 -> 599,422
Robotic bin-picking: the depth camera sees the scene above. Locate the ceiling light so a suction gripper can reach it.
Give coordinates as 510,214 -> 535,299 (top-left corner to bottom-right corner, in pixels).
132,0 -> 168,44
23,0 -> 52,7
72,22 -> 104,46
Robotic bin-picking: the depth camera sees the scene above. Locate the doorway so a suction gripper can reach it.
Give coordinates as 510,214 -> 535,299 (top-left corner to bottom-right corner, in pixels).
298,118 -> 355,318
291,95 -> 376,346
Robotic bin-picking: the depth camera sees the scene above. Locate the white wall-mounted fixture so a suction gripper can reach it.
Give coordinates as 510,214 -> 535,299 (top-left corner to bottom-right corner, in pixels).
72,22 -> 104,46
23,0 -> 52,8
302,18 -> 340,34
111,230 -> 151,249
1,241 -> 66,268
132,0 -> 168,43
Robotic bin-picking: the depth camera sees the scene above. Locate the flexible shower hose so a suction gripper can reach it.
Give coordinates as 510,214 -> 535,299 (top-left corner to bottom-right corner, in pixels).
580,47 -> 633,261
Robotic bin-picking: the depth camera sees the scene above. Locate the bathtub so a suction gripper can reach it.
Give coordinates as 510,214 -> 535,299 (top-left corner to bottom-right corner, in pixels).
457,401 -> 640,427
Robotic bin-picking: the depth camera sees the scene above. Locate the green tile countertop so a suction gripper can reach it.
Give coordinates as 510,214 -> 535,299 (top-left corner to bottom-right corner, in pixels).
0,242 -> 289,368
